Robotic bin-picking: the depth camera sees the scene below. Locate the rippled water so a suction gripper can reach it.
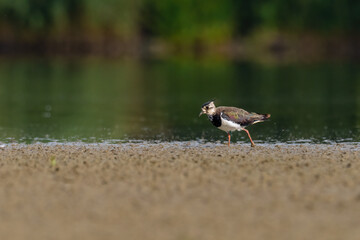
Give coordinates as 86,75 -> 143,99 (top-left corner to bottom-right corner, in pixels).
0,57 -> 359,144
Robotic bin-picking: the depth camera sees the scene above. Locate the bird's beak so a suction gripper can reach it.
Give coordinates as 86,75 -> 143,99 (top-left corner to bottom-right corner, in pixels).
199,111 -> 204,117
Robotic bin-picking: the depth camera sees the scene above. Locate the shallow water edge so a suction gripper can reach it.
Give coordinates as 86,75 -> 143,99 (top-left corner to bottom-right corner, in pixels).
1,140 -> 359,152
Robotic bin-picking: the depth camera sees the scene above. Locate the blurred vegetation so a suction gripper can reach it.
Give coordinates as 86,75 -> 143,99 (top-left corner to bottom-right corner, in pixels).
0,0 -> 359,54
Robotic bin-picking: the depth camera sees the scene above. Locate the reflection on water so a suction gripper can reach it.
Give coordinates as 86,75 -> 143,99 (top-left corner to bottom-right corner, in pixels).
0,57 -> 359,144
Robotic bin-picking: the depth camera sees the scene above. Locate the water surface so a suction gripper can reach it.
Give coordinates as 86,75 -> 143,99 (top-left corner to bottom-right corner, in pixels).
0,57 -> 359,144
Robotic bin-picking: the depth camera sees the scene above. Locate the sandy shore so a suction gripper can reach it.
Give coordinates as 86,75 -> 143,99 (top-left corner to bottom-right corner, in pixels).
0,142 -> 359,240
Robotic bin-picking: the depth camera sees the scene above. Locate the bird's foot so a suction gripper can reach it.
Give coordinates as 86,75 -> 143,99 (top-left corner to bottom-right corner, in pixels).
251,143 -> 255,147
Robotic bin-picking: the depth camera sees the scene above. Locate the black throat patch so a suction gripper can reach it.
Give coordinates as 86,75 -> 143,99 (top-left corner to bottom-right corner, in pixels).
208,114 -> 221,127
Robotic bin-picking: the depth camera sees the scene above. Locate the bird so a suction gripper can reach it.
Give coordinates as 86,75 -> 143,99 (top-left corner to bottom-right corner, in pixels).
199,100 -> 270,147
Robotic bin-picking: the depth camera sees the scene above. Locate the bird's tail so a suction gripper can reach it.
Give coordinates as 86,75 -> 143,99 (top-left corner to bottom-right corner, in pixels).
250,113 -> 271,125
262,113 -> 271,120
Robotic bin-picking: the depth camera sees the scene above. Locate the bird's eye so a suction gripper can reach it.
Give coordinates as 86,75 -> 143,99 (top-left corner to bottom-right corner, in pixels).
206,106 -> 209,109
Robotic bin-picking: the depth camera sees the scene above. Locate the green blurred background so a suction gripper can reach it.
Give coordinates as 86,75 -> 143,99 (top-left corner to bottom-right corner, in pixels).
0,0 -> 359,144
0,0 -> 359,58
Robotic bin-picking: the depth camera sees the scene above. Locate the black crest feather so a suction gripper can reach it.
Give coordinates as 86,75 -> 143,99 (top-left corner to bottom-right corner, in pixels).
201,99 -> 215,108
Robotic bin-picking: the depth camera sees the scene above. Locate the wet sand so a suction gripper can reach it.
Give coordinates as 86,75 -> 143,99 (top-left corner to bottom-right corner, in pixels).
0,143 -> 359,240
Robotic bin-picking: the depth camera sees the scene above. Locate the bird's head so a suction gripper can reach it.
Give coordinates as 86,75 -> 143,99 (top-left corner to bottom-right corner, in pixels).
199,100 -> 216,116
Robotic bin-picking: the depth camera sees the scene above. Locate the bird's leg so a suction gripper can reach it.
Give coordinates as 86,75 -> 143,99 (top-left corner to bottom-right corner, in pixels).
227,132 -> 231,147
243,129 -> 255,147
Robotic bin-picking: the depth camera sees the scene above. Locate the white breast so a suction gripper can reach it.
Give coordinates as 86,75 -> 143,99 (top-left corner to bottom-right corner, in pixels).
218,115 -> 242,132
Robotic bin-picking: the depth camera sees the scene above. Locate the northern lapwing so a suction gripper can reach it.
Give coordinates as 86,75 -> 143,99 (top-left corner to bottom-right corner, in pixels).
199,100 -> 270,147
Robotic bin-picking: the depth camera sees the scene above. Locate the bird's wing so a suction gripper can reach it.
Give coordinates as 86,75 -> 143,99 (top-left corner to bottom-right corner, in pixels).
218,107 -> 265,126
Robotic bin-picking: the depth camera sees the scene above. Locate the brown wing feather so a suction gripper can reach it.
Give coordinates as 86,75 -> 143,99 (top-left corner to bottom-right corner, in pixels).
217,106 -> 270,126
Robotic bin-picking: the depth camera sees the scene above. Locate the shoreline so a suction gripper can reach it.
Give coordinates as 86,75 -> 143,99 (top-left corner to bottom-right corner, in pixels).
1,33 -> 359,62
1,141 -> 359,149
